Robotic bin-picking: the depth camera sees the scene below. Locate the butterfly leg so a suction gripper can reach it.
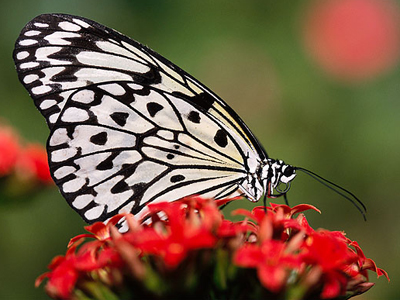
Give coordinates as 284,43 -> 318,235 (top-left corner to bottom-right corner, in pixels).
283,193 -> 289,206
263,193 -> 267,212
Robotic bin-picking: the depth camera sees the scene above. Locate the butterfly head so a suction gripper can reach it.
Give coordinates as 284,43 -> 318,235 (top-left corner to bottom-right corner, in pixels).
261,159 -> 297,196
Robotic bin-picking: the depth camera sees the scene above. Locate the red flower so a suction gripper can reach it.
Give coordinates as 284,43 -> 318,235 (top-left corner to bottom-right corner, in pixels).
15,144 -> 52,184
235,238 -> 303,293
348,240 -> 390,281
68,213 -> 127,247
35,245 -> 80,299
233,206 -> 306,293
0,123 -> 54,192
123,197 -> 220,268
36,232 -> 124,299
233,204 -> 316,242
0,126 -> 20,176
302,0 -> 400,82
302,230 -> 359,298
269,203 -> 321,217
217,219 -> 254,238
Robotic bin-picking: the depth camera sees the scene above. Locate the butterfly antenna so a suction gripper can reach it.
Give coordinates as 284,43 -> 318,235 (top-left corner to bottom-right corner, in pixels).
295,167 -> 367,221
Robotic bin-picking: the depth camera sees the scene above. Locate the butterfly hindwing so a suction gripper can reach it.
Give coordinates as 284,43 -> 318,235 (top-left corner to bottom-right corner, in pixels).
14,14 -> 267,222
49,83 -> 246,222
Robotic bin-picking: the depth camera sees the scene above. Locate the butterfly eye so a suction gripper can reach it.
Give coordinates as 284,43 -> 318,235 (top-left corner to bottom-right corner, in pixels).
280,166 -> 296,184
283,166 -> 295,177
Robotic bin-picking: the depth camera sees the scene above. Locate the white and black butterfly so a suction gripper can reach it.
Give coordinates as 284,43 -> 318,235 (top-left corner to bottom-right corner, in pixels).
13,14 -> 365,224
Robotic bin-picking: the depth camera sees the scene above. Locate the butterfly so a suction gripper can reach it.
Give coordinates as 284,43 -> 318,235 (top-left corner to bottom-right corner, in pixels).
13,14 -> 365,224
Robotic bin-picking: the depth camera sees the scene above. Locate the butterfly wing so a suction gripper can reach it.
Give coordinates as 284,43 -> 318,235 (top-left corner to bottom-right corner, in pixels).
14,14 -> 268,222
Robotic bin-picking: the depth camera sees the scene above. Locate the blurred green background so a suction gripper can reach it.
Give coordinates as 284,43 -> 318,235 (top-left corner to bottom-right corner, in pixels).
1,0 -> 399,299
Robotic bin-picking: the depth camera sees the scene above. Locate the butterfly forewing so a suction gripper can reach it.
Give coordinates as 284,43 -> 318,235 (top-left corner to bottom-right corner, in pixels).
14,14 -> 267,223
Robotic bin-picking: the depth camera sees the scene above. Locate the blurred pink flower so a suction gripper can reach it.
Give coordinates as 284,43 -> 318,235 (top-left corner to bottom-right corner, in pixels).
302,0 -> 400,82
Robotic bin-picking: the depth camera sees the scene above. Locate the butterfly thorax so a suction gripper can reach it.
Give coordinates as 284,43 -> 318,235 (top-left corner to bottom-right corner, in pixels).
240,158 -> 296,202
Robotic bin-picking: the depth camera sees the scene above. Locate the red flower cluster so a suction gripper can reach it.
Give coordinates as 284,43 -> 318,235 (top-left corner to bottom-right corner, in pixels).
0,124 -> 52,190
233,204 -> 388,298
36,197 -> 388,300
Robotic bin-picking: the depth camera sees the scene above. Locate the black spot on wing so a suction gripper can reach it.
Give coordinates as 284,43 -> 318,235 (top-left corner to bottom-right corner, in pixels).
192,92 -> 215,111
90,132 -> 108,145
171,91 -> 215,112
170,174 -> 185,183
95,152 -> 121,171
167,154 -> 174,160
110,112 -> 129,127
187,111 -> 201,123
147,102 -> 163,117
135,66 -> 162,85
214,129 -> 228,148
96,158 -> 113,171
49,64 -> 79,83
111,180 -> 129,194
132,182 -> 146,195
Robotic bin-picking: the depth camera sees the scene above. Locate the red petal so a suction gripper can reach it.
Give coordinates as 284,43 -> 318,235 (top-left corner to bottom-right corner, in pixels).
258,265 -> 287,293
290,204 -> 321,215
68,234 -> 94,247
377,268 -> 390,281
46,266 -> 78,299
35,272 -> 50,287
321,277 -> 342,299
234,245 -> 264,267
